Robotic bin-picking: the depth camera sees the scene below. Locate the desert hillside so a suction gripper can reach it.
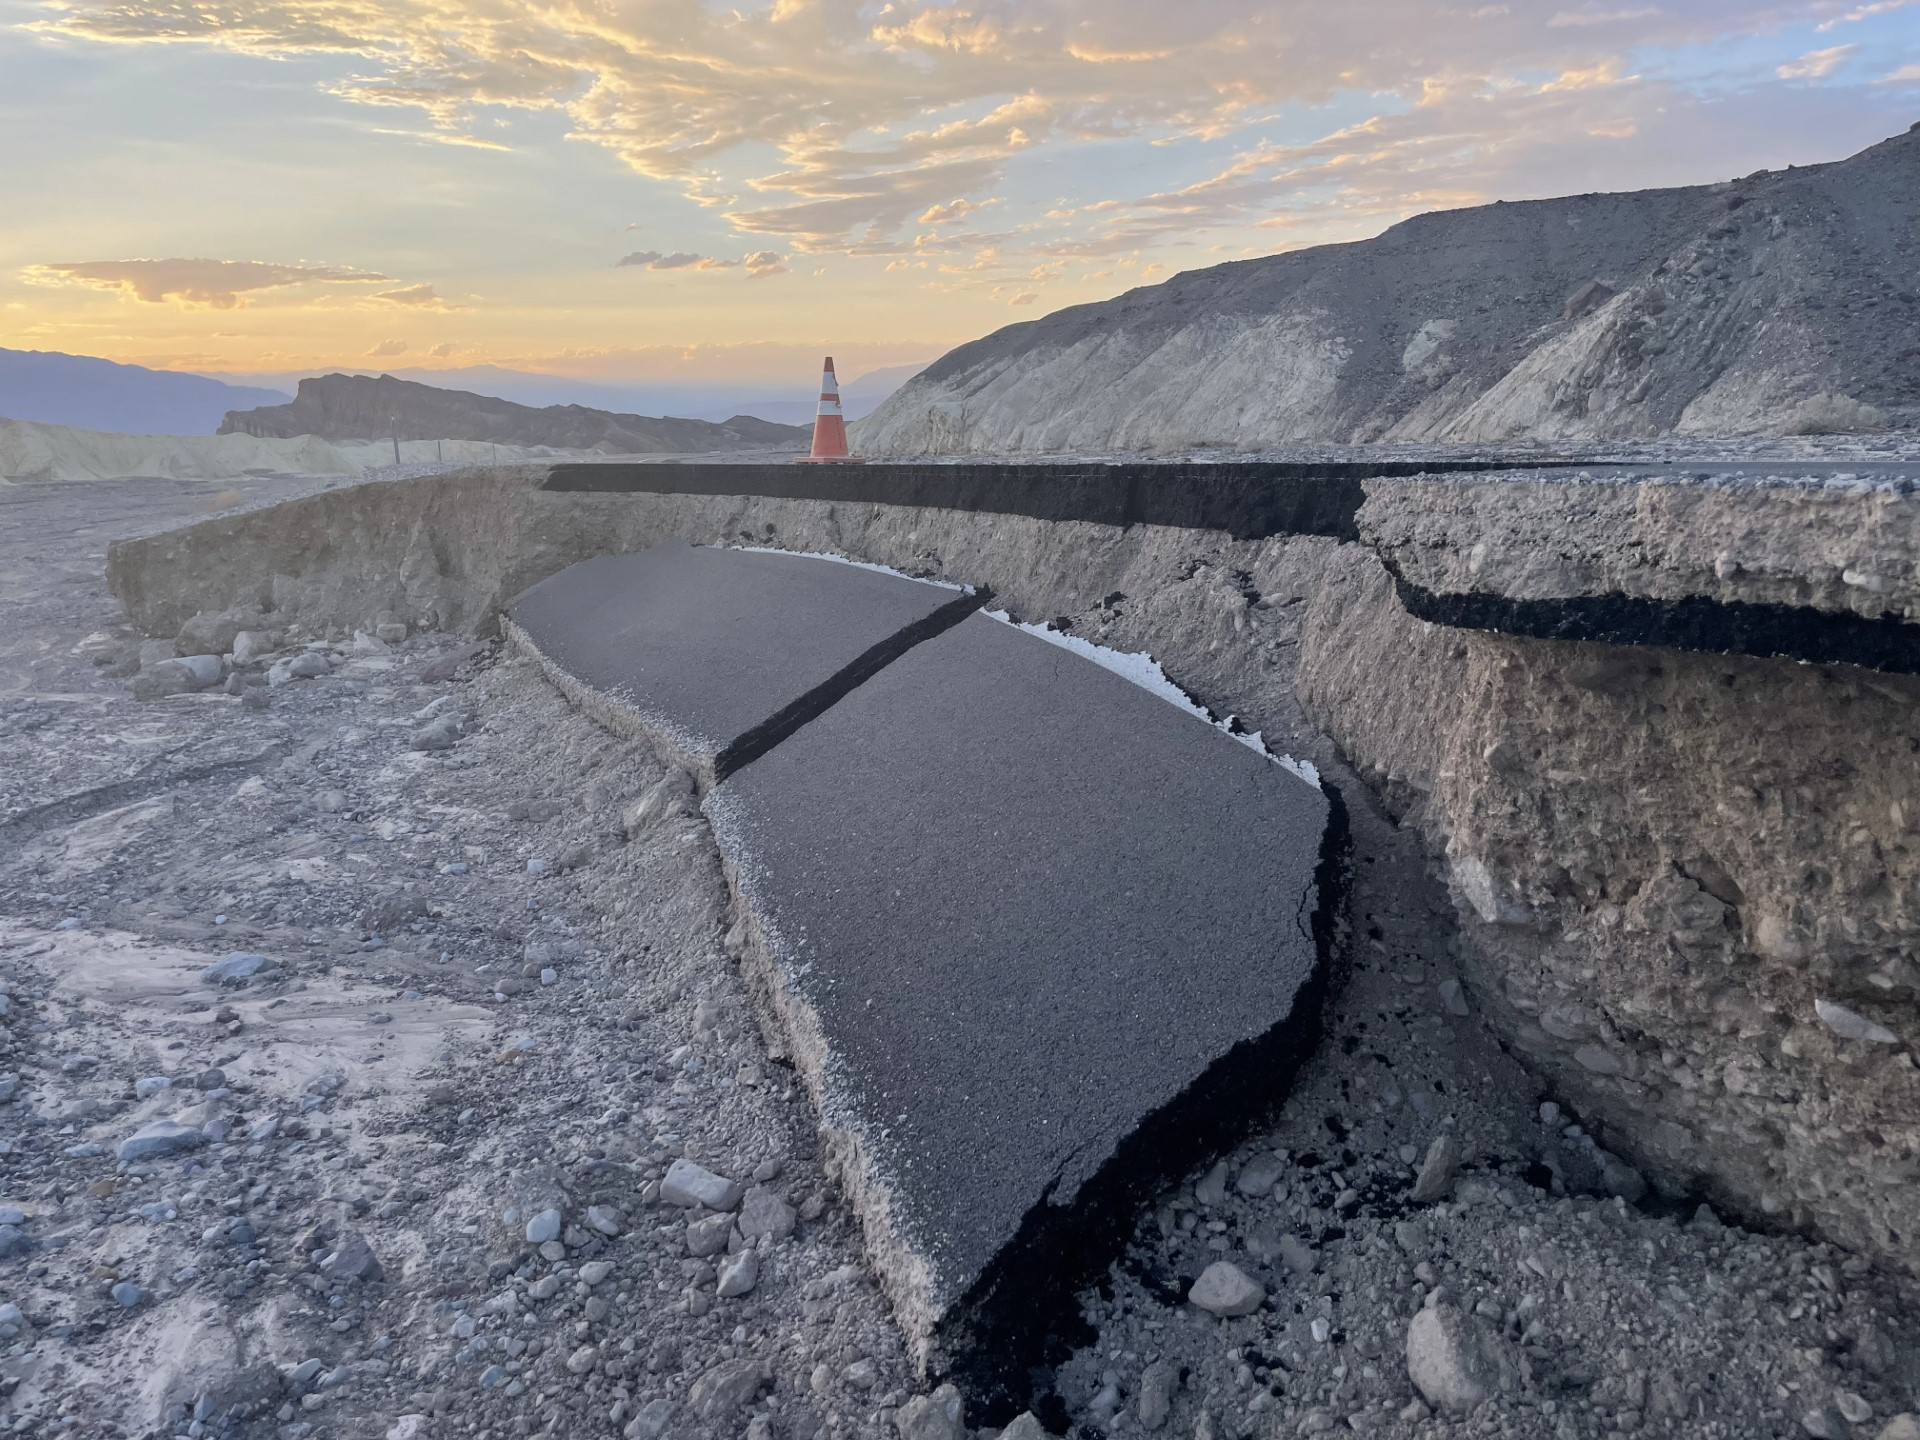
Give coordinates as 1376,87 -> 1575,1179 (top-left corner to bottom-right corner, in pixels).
221,372 -> 807,452
858,124 -> 1920,454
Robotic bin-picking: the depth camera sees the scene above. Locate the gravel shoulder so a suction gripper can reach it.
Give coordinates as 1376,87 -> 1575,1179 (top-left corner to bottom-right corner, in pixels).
0,474 -> 1915,1440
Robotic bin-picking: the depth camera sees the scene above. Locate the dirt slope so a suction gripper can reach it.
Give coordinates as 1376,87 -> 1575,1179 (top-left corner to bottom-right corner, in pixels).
221,373 -> 807,453
858,125 -> 1920,454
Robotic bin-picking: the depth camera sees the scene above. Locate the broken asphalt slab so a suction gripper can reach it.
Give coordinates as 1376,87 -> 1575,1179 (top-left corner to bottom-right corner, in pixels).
503,543 -> 983,782
505,545 -> 1341,1413
706,611 -> 1339,1412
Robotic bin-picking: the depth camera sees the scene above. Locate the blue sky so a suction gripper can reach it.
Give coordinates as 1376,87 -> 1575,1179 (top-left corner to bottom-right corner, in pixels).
2,0 -> 1915,387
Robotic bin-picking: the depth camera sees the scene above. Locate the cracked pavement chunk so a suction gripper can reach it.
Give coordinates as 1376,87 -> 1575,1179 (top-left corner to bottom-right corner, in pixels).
708,610 -> 1333,1399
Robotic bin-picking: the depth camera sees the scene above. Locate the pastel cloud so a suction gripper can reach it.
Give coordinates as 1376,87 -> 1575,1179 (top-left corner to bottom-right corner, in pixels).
366,337 -> 408,356
372,283 -> 458,308
617,251 -> 709,270
1548,7 -> 1663,24
36,0 -> 1898,263
23,257 -> 388,309
616,249 -> 789,276
1778,43 -> 1858,77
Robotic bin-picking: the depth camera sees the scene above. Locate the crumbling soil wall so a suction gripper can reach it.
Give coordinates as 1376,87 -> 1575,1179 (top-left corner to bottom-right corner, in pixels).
1296,552 -> 1920,1265
106,465 -> 1920,1274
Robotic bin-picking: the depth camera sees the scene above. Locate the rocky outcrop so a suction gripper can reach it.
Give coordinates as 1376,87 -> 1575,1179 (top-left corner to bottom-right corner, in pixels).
856,125 -> 1920,453
219,373 -> 806,453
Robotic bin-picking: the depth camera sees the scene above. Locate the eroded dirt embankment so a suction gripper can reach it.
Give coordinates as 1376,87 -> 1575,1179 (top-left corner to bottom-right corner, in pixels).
107,464 -> 1920,1277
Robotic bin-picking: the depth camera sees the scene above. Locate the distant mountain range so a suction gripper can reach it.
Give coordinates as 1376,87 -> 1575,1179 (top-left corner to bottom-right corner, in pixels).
218,372 -> 807,453
0,348 -> 922,435
0,348 -> 290,436
217,362 -> 924,427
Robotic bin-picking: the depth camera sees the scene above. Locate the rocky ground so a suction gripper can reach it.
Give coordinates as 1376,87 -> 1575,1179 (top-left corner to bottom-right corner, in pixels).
0,472 -> 1916,1440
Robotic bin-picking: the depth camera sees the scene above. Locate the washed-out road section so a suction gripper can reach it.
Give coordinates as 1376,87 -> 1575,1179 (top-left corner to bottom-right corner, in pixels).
506,546 -> 1338,1416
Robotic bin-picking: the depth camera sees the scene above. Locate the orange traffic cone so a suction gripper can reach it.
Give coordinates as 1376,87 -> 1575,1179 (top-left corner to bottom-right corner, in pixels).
797,356 -> 863,464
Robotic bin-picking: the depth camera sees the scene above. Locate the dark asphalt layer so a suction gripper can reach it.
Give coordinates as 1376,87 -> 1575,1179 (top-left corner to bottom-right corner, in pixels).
706,610 -> 1329,1316
505,544 -> 976,772
540,459 -> 1512,542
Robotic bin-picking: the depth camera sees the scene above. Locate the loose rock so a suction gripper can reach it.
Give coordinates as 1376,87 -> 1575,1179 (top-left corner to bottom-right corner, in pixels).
1233,1153 -> 1285,1197
1405,1305 -> 1511,1414
202,953 -> 279,986
688,1360 -> 769,1420
661,1158 -> 744,1211
1815,999 -> 1899,1044
1188,1261 -> 1263,1317
737,1185 -> 796,1241
896,1383 -> 966,1440
1409,1133 -> 1459,1203
716,1249 -> 759,1297
116,1119 -> 207,1163
1137,1359 -> 1178,1430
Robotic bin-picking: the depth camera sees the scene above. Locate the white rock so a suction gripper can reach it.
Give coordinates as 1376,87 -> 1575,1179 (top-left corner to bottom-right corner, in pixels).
737,1186 -> 796,1241
1233,1153 -> 1285,1197
1406,1306 -> 1511,1415
716,1249 -> 760,1298
1410,1134 -> 1459,1203
116,1119 -> 207,1163
628,1398 -> 677,1439
1193,1159 -> 1230,1207
686,1212 -> 734,1257
1188,1261 -> 1263,1317
1278,1235 -> 1316,1274
1450,855 -> 1530,926
896,1382 -> 966,1440
1815,999 -> 1898,1045
1136,1360 -> 1178,1431
661,1158 -> 744,1211
1837,1393 -> 1874,1424
135,655 -> 223,698
231,630 -> 274,665
586,1204 -> 623,1236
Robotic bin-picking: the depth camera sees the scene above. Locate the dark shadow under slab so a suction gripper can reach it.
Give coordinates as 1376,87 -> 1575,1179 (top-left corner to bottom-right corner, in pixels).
1385,565 -> 1920,675
539,460 -> 1539,543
